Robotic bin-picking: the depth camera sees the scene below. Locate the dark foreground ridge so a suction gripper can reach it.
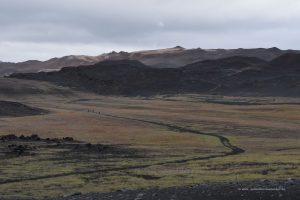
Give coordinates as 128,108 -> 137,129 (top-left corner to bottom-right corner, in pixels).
0,100 -> 47,117
51,179 -> 300,200
0,134 -> 142,185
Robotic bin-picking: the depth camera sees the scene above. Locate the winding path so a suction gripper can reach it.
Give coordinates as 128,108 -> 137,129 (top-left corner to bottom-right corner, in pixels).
98,112 -> 245,155
0,110 -> 244,185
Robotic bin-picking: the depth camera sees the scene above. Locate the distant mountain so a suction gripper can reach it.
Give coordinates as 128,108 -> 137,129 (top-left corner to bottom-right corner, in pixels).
0,55 -> 99,77
269,53 -> 300,69
0,77 -> 73,97
9,60 -> 214,95
182,56 -> 267,82
10,54 -> 300,97
1,47 -> 300,76
216,53 -> 300,96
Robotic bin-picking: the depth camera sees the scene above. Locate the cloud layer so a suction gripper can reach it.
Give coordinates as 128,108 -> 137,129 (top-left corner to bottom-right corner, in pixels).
1,0 -> 300,61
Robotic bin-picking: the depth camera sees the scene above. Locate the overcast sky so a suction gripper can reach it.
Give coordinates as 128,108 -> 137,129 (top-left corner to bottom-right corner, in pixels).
1,0 -> 300,62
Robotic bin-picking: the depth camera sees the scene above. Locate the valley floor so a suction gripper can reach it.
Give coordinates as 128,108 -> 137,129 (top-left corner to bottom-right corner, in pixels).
0,92 -> 299,199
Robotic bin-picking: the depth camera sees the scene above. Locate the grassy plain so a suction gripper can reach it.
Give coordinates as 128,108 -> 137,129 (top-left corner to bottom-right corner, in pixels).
0,90 -> 299,199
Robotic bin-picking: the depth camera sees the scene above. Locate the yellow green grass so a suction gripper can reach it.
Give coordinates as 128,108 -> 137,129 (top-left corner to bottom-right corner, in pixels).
0,93 -> 299,199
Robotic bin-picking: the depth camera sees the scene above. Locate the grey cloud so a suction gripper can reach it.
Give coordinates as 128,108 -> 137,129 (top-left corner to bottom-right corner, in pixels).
0,0 -> 300,61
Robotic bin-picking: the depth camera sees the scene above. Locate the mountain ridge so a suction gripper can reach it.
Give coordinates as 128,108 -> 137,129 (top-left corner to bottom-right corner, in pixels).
9,53 -> 300,97
1,47 -> 300,76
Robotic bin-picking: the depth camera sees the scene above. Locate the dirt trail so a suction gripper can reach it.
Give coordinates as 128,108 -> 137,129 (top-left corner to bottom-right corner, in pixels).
88,110 -> 245,164
0,110 -> 244,186
97,112 -> 245,155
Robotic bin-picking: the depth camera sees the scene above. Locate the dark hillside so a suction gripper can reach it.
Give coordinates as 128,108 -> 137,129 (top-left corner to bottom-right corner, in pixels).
10,56 -> 300,97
